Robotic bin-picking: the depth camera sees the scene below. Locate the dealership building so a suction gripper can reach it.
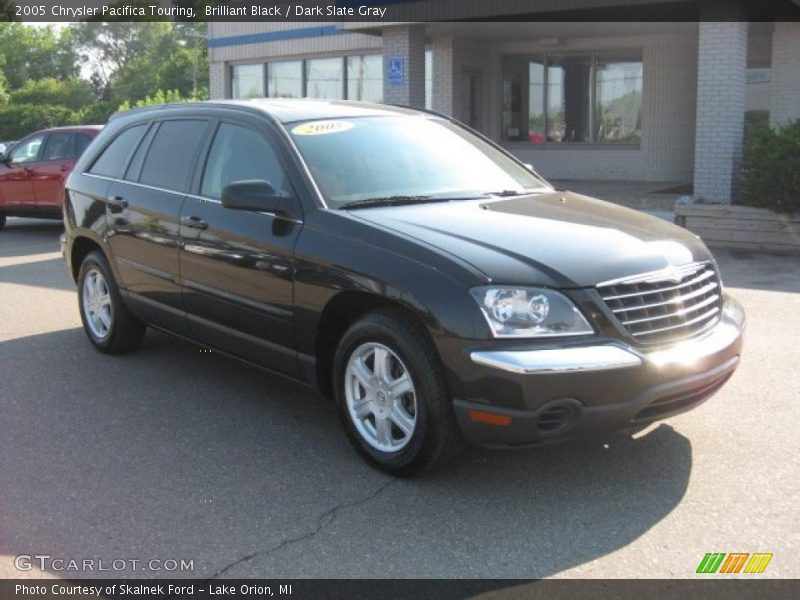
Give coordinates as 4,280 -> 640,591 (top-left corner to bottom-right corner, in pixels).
207,1 -> 800,204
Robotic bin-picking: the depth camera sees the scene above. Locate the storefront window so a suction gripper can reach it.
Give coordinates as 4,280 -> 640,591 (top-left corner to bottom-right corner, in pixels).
347,55 -> 383,103
527,60 -> 545,142
268,61 -> 302,98
235,54 -> 400,104
502,51 -> 642,144
231,64 -> 264,99
305,57 -> 344,99
594,54 -> 643,143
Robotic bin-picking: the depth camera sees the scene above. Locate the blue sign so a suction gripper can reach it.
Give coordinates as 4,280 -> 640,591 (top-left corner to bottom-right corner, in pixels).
387,57 -> 405,87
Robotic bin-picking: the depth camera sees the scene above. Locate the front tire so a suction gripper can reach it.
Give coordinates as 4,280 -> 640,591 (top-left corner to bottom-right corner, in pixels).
77,250 -> 146,354
333,309 -> 463,476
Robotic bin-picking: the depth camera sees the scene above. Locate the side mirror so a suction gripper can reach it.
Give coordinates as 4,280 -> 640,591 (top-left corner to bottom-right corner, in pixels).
0,151 -> 7,164
221,180 -> 296,218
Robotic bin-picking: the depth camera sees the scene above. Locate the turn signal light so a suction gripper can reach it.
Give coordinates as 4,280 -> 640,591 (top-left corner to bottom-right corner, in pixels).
468,410 -> 512,426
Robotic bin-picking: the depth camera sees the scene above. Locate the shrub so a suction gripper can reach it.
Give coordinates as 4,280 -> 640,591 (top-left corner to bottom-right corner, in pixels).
117,89 -> 194,112
0,103 -> 78,140
10,78 -> 94,111
741,118 -> 800,214
76,100 -> 116,126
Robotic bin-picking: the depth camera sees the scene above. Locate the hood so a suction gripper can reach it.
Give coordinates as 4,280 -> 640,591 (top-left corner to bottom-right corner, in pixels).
349,191 -> 712,288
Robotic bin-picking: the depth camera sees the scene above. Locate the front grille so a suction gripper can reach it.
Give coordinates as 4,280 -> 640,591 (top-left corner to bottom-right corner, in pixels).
597,262 -> 722,345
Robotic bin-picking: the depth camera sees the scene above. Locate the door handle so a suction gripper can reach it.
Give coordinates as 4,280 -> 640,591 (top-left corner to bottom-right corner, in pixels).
181,215 -> 208,230
107,195 -> 128,209
60,165 -> 70,172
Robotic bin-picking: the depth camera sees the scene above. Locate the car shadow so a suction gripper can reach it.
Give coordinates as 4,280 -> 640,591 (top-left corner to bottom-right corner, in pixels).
0,218 -> 63,259
0,326 -> 693,580
0,257 -> 75,292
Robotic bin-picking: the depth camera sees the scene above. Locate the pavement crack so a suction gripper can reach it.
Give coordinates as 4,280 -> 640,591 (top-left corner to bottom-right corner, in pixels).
205,478 -> 397,579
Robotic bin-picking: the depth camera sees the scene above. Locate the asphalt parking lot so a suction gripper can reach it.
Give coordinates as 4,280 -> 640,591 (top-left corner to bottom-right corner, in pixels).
1,217 -> 798,579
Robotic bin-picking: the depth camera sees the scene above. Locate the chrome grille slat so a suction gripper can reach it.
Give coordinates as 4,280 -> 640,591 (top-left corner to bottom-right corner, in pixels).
611,281 -> 719,313
631,306 -> 720,336
621,294 -> 719,326
601,269 -> 715,301
597,262 -> 722,345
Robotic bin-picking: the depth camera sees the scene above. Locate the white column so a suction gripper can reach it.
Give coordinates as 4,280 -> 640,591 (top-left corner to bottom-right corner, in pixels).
770,22 -> 800,127
382,25 -> 426,108
431,37 -> 455,115
693,21 -> 747,204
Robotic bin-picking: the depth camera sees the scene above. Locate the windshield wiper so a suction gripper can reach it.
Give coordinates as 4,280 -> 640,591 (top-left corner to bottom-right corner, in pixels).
483,189 -> 524,197
340,195 -> 452,210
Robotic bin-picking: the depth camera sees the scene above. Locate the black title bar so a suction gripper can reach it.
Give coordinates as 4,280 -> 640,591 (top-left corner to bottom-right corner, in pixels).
5,0 -> 800,23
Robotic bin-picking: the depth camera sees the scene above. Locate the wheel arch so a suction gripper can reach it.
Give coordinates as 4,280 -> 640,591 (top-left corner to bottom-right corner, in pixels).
70,235 -> 110,283
314,290 -> 437,400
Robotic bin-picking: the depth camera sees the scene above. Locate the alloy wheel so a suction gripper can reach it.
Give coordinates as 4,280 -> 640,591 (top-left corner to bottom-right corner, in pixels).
82,268 -> 113,340
344,342 -> 418,452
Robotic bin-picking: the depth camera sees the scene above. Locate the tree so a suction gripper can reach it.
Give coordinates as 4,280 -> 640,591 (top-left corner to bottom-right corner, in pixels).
0,55 -> 9,104
71,22 -> 209,104
0,71 -> 9,105
0,24 -> 79,89
0,0 -> 16,21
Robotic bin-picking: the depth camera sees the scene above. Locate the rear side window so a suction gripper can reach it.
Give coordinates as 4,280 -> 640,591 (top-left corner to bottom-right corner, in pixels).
89,125 -> 147,178
139,120 -> 207,192
42,133 -> 73,161
201,123 -> 289,199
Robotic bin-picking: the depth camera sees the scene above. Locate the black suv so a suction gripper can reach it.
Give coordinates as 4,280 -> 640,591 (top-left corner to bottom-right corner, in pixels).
62,100 -> 744,475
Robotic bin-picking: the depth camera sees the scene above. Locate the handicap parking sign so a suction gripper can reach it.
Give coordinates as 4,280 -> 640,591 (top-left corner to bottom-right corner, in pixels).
387,57 -> 405,87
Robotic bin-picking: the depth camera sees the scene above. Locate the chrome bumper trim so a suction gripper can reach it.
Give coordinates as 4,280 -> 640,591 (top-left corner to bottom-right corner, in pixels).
470,296 -> 744,375
470,346 -> 643,375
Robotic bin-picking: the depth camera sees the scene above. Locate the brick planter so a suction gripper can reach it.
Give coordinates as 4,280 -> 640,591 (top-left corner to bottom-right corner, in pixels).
675,204 -> 800,253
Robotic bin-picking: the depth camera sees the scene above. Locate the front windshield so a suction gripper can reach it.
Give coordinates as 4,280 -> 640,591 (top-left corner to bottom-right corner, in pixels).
287,115 -> 550,208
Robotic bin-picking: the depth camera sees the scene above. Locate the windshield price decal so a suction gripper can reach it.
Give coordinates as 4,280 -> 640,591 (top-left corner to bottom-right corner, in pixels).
292,121 -> 355,136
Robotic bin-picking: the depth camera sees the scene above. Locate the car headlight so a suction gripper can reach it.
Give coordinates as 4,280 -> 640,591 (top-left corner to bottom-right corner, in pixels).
470,286 -> 594,338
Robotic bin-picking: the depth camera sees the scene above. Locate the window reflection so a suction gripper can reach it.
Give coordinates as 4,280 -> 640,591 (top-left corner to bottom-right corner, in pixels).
268,61 -> 302,98
232,64 -> 264,99
502,51 -> 642,144
305,58 -> 344,99
594,56 -> 643,143
347,55 -> 383,103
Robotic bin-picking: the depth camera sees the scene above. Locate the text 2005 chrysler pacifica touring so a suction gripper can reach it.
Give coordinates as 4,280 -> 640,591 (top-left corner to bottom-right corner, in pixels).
61,100 -> 744,476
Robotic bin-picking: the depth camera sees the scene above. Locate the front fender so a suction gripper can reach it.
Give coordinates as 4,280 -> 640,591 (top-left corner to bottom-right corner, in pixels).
293,209 -> 486,358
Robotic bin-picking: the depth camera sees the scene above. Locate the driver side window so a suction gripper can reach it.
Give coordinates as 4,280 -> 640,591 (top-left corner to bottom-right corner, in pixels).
201,123 -> 289,200
10,135 -> 45,165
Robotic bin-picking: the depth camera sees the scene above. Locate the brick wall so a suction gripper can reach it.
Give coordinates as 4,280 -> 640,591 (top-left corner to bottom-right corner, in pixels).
209,61 -> 227,100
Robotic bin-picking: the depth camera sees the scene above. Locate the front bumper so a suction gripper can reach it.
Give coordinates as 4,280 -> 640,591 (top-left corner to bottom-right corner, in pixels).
452,294 -> 744,447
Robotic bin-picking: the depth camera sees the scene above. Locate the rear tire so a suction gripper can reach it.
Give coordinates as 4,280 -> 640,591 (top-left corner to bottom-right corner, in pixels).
333,309 -> 463,476
77,250 -> 146,354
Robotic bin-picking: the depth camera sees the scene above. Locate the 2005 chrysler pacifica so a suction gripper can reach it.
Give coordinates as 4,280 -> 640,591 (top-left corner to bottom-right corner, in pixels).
62,100 -> 744,475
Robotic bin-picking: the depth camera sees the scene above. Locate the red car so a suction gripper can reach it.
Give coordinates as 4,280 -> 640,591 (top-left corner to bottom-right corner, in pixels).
0,125 -> 102,230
